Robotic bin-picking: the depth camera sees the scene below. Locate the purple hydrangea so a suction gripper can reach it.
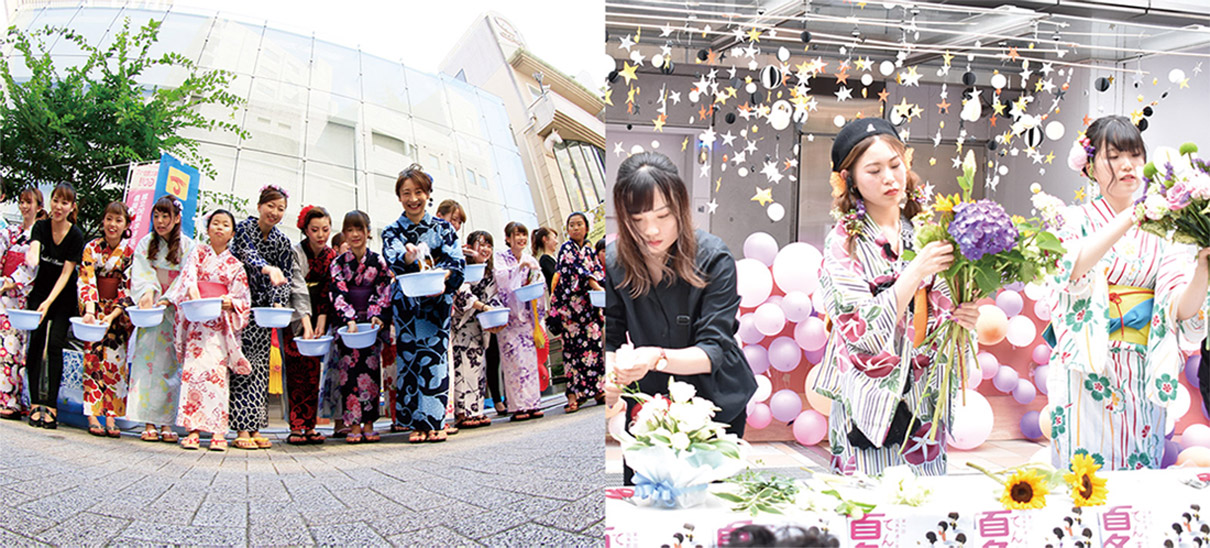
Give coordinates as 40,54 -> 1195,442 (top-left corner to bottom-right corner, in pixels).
948,200 -> 1019,261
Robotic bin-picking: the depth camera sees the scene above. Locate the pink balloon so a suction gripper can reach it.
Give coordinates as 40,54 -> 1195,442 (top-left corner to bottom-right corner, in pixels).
737,313 -> 764,345
735,258 -> 774,308
1020,411 -> 1043,440
772,243 -> 822,294
1031,344 -> 1051,365
767,336 -> 803,372
743,232 -> 780,267
747,403 -> 773,429
993,365 -> 1019,393
792,410 -> 827,445
804,346 -> 825,366
996,290 -> 1024,318
1006,316 -> 1037,347
1182,424 -> 1210,450
949,389 -> 993,450
1033,365 -> 1050,395
965,357 -> 982,389
744,345 -> 770,375
781,291 -> 814,323
1012,378 -> 1037,405
794,316 -> 828,352
754,303 -> 787,336
978,352 -> 999,380
769,389 -> 803,422
1033,299 -> 1052,321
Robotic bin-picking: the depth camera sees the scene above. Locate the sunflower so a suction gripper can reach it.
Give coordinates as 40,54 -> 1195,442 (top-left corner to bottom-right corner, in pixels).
933,193 -> 961,213
1000,468 -> 1050,510
1064,453 -> 1108,507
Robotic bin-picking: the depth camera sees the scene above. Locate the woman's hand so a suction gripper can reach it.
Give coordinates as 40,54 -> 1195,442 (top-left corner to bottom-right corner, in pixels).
370,317 -> 384,330
35,299 -> 50,321
262,266 -> 287,287
346,320 -> 358,334
139,292 -> 155,309
82,312 -> 97,325
614,346 -> 663,385
604,381 -> 623,410
907,241 -> 956,282
462,245 -> 476,259
187,286 -> 200,302
404,243 -> 420,265
106,309 -> 123,324
588,279 -> 604,292
0,280 -> 14,295
521,256 -> 540,271
221,295 -> 233,312
486,325 -> 505,334
952,301 -> 980,331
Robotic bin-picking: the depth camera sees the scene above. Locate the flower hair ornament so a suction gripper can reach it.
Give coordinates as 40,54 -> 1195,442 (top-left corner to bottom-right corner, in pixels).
260,184 -> 290,199
297,205 -> 315,230
172,197 -> 184,213
1067,133 -> 1096,175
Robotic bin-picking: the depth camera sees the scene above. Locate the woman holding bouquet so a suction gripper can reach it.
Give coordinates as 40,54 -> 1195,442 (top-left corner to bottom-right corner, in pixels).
1047,115 -> 1209,470
812,118 -> 979,476
604,152 -> 757,484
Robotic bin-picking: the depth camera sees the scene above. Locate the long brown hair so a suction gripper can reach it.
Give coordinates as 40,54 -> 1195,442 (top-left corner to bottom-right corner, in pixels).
50,183 -> 78,224
147,195 -> 183,265
831,134 -> 923,254
19,187 -> 48,220
613,152 -> 705,298
102,201 -> 134,241
531,226 -> 557,256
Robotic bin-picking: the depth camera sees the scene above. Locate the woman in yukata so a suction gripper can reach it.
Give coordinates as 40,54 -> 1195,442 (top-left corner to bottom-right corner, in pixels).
810,118 -> 979,476
228,184 -> 293,450
129,195 -> 192,443
283,205 -> 335,446
494,222 -> 546,422
78,201 -> 136,438
603,152 -> 757,485
329,210 -> 394,444
550,212 -> 605,413
382,164 -> 465,443
451,230 -> 503,429
0,187 -> 44,421
1047,115 -> 1209,470
170,209 -> 252,451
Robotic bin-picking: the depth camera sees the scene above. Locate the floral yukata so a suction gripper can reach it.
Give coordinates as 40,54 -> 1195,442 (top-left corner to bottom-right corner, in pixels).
383,213 -> 464,432
77,237 -> 136,418
168,244 -> 252,437
1047,198 -> 1206,470
127,233 -> 193,425
229,217 -> 293,433
283,241 -> 335,432
329,249 -> 393,426
494,249 -> 546,414
813,216 -> 968,476
549,239 -> 605,403
0,223 -> 35,413
451,263 -> 501,420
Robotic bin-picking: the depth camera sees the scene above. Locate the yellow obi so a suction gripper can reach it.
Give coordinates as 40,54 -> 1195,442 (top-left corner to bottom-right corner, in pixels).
1107,285 -> 1153,346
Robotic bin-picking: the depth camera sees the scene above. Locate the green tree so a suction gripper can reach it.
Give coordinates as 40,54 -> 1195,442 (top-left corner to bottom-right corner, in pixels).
0,17 -> 249,237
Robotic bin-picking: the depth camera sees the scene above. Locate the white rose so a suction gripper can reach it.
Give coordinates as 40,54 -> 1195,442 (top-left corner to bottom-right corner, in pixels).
1144,193 -> 1169,221
668,380 -> 696,404
670,431 -> 691,451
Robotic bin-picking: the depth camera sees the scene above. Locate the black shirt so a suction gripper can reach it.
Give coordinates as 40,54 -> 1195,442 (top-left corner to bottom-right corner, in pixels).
28,218 -> 85,313
605,229 -> 756,424
540,254 -> 557,291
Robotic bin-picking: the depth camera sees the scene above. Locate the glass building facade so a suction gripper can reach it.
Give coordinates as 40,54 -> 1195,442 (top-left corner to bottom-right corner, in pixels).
6,5 -> 538,239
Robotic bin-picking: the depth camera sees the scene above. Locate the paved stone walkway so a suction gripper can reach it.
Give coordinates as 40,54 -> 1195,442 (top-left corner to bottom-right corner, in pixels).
0,405 -> 604,547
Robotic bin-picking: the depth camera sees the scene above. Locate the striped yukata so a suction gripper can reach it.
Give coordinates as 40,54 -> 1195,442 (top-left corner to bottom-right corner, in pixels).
1046,198 -> 1205,470
812,216 -> 968,476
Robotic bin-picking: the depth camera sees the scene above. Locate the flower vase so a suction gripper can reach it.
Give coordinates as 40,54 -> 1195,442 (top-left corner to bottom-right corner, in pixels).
624,444 -> 749,509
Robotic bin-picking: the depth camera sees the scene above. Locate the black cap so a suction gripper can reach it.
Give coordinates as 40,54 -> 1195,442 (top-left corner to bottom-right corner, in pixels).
831,117 -> 900,172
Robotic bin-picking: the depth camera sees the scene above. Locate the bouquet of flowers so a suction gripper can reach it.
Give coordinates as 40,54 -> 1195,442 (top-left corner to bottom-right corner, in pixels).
617,378 -> 749,509
905,150 -> 1066,443
1135,143 -> 1210,246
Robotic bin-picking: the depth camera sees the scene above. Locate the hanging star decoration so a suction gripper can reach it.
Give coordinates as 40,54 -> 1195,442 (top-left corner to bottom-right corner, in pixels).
751,187 -> 773,206
761,160 -> 784,184
706,199 -> 719,214
747,27 -> 762,43
835,86 -> 853,102
899,65 -> 923,87
618,62 -> 638,84
893,97 -> 915,119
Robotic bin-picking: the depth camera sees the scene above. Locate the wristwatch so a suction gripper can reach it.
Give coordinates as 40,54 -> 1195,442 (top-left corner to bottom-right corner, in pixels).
655,348 -> 668,371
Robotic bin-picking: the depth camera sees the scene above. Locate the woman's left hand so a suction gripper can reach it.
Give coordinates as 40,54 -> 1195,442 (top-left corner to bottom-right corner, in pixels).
614,346 -> 663,385
953,302 -> 980,331
370,317 -> 384,329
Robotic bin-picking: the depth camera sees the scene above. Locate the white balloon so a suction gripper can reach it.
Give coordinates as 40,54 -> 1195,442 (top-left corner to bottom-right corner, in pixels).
781,291 -> 814,322
1023,282 -> 1048,301
689,90 -> 701,103
650,140 -> 661,149
1006,315 -> 1038,347
651,54 -> 665,69
739,167 -> 750,177
772,243 -> 823,295
735,258 -> 774,308
767,202 -> 786,222
1169,68 -> 1186,84
991,73 -> 1008,90
833,114 -> 846,127
753,374 -> 773,402
879,60 -> 894,76
861,73 -> 874,86
1045,121 -> 1066,141
745,82 -> 757,94
769,100 -> 792,131
948,389 -> 994,450
1172,382 -> 1191,420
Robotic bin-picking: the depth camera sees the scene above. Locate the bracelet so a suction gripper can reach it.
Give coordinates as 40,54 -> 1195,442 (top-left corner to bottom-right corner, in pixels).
655,348 -> 668,371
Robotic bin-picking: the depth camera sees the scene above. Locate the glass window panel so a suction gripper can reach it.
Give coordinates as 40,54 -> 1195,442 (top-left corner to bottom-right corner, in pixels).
231,150 -> 302,220
311,40 -> 361,100
364,104 -> 415,176
176,74 -> 251,147
241,78 -> 306,156
413,117 -> 461,193
477,91 -> 515,146
492,145 -> 535,215
466,196 -> 506,237
255,28 -> 311,85
27,8 -> 78,36
405,67 -> 450,126
198,18 -> 263,75
553,143 -> 586,211
569,143 -> 596,206
479,174 -> 489,190
583,144 -> 607,205
443,77 -> 486,139
303,162 -> 357,223
360,54 -> 408,113
194,142 -> 239,195
146,11 -> 211,63
48,8 -> 117,56
11,6 -> 46,29
305,90 -> 358,167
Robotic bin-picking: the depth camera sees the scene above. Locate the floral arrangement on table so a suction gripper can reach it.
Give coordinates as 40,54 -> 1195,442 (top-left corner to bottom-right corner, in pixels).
617,378 -> 748,509
904,150 -> 1066,444
968,452 -> 1108,510
714,465 -> 934,518
1134,143 -> 1210,246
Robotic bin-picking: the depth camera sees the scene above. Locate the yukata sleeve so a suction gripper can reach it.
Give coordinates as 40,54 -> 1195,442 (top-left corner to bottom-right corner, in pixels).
229,220 -> 267,271
77,240 -> 100,315
131,235 -> 161,302
289,244 -> 312,321
820,231 -> 905,357
165,246 -> 201,306
436,223 -> 465,295
329,256 -> 357,325
223,255 -> 252,332
369,253 -> 394,326
382,224 -> 411,276
1046,206 -> 1109,376
1145,241 -> 1207,406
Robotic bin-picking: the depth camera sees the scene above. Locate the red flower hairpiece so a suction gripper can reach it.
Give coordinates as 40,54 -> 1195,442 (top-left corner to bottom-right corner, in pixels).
297,205 -> 315,230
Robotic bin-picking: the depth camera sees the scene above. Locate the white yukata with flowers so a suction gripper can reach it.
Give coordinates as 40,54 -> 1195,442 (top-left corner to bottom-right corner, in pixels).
1046,198 -> 1206,470
813,216 -> 971,477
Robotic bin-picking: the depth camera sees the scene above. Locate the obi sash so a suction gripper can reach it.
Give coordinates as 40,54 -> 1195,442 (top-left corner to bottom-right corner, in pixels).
2,250 -> 23,277
156,267 -> 180,293
347,285 -> 374,317
199,281 -> 227,299
1106,285 -> 1153,346
97,276 -> 120,302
